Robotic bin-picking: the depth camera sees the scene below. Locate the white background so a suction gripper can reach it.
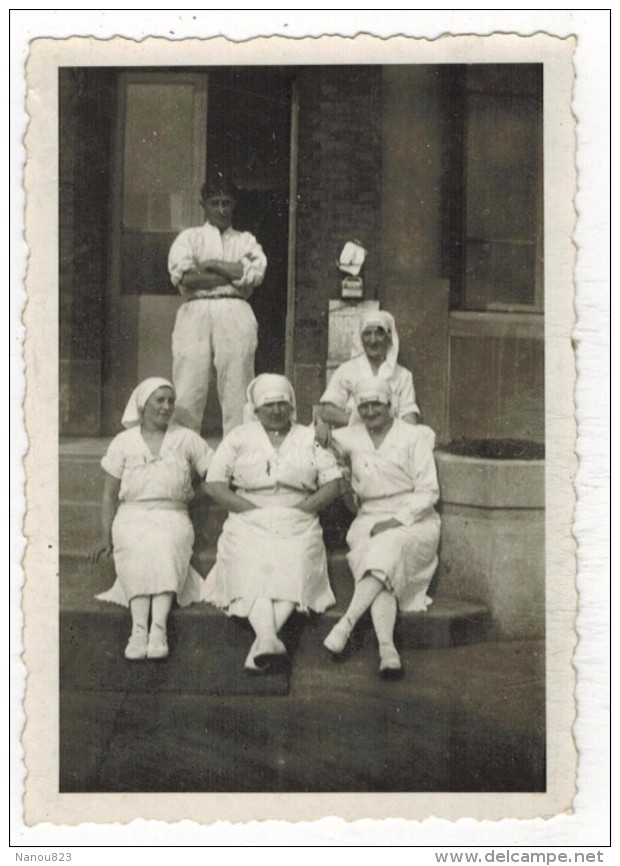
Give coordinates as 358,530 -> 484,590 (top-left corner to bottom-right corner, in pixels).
9,8 -> 610,853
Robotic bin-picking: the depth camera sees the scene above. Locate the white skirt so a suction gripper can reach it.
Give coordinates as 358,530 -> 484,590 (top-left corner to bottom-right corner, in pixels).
96,500 -> 203,608
202,505 -> 336,618
346,507 -> 441,612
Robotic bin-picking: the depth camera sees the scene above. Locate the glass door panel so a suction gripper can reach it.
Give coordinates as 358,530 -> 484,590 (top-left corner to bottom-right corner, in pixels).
119,74 -> 207,294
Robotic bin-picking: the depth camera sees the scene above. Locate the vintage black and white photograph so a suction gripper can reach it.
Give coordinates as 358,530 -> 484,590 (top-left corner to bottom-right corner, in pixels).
19,28 -> 584,829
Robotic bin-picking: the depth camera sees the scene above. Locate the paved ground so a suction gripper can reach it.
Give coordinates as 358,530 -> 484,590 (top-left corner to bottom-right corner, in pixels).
60,636 -> 545,793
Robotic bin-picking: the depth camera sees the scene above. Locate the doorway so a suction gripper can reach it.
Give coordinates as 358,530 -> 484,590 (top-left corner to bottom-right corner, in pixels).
103,68 -> 294,436
207,68 -> 292,380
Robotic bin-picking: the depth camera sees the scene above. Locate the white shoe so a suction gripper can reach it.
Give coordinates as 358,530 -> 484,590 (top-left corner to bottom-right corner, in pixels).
323,618 -> 353,654
244,639 -> 269,672
253,636 -> 287,669
125,630 -> 148,661
147,628 -> 169,660
379,644 -> 403,679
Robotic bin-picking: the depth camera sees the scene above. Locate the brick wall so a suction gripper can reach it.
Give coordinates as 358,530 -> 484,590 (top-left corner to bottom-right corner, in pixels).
59,68 -> 116,434
293,67 -> 383,419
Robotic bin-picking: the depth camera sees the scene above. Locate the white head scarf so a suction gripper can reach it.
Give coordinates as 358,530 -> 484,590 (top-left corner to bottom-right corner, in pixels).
350,309 -> 399,378
243,374 -> 297,422
121,377 -> 175,429
353,376 -> 392,408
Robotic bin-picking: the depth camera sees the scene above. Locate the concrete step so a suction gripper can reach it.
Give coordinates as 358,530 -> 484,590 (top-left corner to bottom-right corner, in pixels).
59,437 -> 492,651
59,439 -> 208,503
60,636 -> 546,793
60,436 -> 221,501
61,436 -> 231,556
60,555 -> 491,655
60,547 -> 405,621
58,446 -> 539,795
60,437 -> 367,556
60,454 -> 107,503
60,496 -> 230,556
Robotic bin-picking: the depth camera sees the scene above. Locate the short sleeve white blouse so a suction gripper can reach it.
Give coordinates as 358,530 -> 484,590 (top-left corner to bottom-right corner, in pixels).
321,355 -> 419,424
207,421 -> 341,493
332,420 -> 438,526
101,425 -> 214,503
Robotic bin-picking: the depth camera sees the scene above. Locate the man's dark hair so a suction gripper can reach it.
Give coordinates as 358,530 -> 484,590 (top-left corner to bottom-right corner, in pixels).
201,170 -> 238,202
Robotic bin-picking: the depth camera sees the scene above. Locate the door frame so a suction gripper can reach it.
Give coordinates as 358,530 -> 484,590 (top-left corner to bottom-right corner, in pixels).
284,79 -> 299,381
103,70 -> 208,431
103,68 -> 298,429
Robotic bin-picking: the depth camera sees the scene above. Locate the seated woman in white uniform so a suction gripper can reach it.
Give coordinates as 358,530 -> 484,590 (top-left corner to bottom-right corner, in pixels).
89,378 -> 214,661
315,309 -> 420,447
325,377 -> 441,679
202,374 -> 343,672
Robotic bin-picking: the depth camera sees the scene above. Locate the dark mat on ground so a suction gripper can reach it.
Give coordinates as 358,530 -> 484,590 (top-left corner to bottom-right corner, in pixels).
60,611 -> 290,696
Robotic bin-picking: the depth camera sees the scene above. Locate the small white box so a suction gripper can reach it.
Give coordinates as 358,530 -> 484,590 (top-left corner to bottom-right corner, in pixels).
341,276 -> 364,299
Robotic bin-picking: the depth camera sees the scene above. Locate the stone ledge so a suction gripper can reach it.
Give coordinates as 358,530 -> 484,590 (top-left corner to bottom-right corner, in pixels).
435,450 -> 545,510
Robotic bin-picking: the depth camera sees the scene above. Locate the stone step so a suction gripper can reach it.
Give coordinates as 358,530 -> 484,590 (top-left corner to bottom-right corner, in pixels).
61,547 -> 372,618
58,438 -> 492,649
60,636 -> 546,793
60,555 -> 491,654
61,437 -> 237,556
60,505 -> 350,557
59,449 -> 109,504
60,438 -> 363,556
59,437 -> 111,503
60,497 -> 230,556
60,501 -> 103,554
59,436 -> 221,502
59,442 -> 215,514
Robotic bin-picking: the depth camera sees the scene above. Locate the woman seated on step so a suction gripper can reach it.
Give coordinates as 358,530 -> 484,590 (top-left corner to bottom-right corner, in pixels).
324,376 -> 440,679
89,377 -> 213,661
315,309 -> 420,448
202,373 -> 343,672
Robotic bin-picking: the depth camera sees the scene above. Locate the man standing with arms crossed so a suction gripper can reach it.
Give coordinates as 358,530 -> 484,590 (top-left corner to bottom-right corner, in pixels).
168,171 -> 267,435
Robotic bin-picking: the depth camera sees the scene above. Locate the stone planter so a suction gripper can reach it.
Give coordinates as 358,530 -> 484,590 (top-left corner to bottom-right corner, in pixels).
434,449 -> 545,640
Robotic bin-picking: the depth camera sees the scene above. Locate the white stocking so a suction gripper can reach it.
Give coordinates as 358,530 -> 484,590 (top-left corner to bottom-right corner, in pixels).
370,590 -> 398,648
151,592 -> 174,633
129,595 -> 150,634
342,572 -> 385,628
248,597 -> 277,642
273,600 -> 295,634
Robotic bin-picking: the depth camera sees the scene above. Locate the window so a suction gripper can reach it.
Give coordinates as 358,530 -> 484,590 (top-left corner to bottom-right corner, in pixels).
117,72 -> 208,295
446,65 -> 543,313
